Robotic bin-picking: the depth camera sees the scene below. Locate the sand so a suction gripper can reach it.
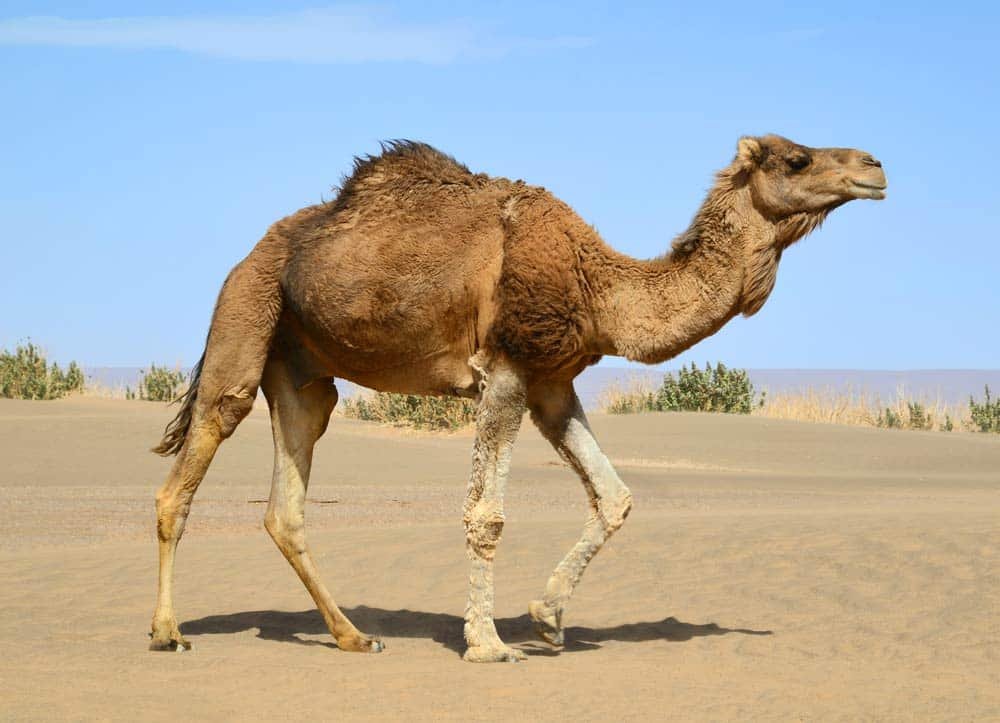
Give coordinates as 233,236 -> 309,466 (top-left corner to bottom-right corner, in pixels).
1,397 -> 998,720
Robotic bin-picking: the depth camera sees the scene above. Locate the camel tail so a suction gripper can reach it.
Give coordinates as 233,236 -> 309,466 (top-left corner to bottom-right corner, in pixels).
152,351 -> 206,456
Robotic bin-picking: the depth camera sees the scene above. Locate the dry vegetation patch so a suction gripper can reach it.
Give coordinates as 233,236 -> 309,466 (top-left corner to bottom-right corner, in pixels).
341,391 -> 476,430
600,364 -> 997,434
755,387 -> 961,431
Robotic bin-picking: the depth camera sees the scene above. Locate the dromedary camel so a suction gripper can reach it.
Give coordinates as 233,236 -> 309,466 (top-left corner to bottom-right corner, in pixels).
149,135 -> 886,662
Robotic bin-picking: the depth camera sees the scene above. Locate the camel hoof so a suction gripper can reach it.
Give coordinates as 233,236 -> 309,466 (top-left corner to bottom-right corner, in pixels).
463,645 -> 527,663
528,600 -> 564,647
337,634 -> 384,653
148,635 -> 192,652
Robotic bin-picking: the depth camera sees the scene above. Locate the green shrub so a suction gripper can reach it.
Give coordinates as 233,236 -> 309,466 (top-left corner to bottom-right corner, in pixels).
907,401 -> 934,430
877,401 -> 937,431
0,342 -> 85,400
876,407 -> 902,429
137,364 -> 187,402
969,386 -> 1000,433
605,362 -> 763,415
341,392 -> 476,430
656,362 -> 763,413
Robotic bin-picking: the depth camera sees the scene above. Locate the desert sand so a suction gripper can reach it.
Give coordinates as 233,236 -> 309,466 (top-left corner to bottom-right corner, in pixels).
1,396 -> 998,720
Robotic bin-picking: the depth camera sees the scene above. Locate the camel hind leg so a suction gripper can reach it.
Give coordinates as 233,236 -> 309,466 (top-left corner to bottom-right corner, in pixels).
149,362 -> 257,650
261,356 -> 383,653
149,387 -> 256,650
150,424 -> 223,649
149,248 -> 284,650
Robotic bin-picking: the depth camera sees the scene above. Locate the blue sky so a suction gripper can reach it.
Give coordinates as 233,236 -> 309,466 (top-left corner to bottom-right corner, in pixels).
1,1 -> 997,369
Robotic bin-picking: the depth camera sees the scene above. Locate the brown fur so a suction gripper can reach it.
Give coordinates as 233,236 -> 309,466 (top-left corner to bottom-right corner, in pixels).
148,135 -> 886,658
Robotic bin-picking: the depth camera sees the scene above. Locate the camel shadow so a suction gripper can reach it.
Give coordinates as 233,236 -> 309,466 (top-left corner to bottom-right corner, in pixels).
181,606 -> 772,656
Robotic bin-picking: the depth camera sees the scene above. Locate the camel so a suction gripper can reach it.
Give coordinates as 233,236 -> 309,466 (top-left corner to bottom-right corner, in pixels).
149,134 -> 886,662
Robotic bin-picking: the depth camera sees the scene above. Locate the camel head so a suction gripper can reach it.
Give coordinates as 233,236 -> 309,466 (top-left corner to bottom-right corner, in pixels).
733,134 -> 887,220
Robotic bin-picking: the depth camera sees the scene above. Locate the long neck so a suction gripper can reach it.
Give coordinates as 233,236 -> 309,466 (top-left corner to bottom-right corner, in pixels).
591,185 -> 780,364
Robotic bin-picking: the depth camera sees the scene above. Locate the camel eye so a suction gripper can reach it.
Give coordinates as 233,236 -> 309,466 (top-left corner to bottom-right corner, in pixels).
787,154 -> 811,171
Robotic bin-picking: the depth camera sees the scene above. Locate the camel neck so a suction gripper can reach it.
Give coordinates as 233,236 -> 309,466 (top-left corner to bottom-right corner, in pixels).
591,189 -> 773,364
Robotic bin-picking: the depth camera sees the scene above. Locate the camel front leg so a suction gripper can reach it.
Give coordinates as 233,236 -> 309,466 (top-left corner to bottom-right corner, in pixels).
527,382 -> 633,647
462,358 -> 526,662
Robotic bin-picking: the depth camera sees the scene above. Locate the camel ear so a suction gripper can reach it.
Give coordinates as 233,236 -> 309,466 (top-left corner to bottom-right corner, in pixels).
736,136 -> 764,166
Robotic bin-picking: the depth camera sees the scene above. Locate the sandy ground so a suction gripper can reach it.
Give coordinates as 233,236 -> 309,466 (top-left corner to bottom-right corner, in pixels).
1,397 -> 998,720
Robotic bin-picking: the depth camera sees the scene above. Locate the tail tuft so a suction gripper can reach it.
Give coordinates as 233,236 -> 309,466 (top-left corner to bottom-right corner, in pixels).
151,352 -> 205,456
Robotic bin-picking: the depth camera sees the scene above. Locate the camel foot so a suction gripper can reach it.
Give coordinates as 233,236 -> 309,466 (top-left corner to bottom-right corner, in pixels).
463,644 -> 527,663
529,600 -> 564,647
336,633 -> 384,653
148,632 -> 191,652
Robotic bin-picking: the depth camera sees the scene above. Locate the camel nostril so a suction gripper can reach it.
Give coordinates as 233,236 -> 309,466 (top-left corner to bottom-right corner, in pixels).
862,155 -> 882,168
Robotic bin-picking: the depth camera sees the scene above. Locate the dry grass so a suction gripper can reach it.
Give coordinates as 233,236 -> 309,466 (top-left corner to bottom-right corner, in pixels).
79,382 -> 129,399
79,369 -> 190,402
754,386 -> 966,431
596,377 -> 659,414
340,391 -> 477,430
79,382 -> 146,400
600,380 -> 971,432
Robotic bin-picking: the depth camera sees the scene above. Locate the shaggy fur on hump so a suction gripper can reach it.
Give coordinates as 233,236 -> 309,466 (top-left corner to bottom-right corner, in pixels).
329,140 -> 483,215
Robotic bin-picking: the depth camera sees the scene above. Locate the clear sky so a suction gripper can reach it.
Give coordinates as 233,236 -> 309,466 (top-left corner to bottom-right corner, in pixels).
2,1 -> 997,369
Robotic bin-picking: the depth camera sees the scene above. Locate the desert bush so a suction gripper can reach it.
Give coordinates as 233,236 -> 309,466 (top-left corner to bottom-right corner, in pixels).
969,386 -> 1000,433
603,362 -> 762,415
129,364 -> 187,402
907,401 -> 933,431
876,406 -> 902,429
877,401 -> 935,431
0,342 -> 84,400
657,362 -> 763,413
341,392 -> 477,430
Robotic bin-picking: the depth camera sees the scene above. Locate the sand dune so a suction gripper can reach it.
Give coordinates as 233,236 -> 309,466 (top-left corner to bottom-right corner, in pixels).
1,397 -> 998,720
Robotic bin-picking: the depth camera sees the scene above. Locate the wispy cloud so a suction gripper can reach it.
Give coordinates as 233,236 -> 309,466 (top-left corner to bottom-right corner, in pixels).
0,8 -> 590,64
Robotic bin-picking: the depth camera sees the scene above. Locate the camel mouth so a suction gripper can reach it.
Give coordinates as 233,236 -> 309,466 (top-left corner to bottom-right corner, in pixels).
849,180 -> 887,200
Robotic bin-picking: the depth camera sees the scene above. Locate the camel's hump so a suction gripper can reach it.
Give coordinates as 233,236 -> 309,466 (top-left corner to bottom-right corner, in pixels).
333,140 -> 485,200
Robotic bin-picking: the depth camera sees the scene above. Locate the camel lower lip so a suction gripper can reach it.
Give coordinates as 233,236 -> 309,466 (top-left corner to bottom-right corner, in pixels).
850,181 -> 887,199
